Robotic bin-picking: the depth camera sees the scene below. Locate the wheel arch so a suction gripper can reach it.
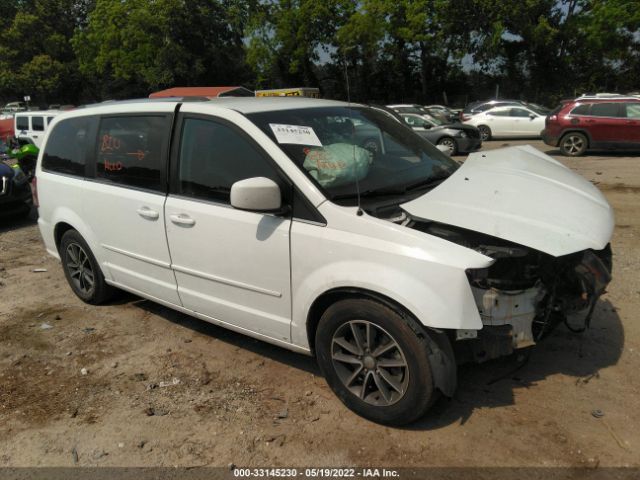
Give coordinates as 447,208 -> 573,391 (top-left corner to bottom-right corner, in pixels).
54,221 -> 76,253
306,287 -> 433,356
560,128 -> 592,147
306,286 -> 457,397
50,213 -> 110,281
436,135 -> 455,143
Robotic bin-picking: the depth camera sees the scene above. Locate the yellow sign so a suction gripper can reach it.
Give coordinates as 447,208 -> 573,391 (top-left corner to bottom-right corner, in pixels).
255,88 -> 320,98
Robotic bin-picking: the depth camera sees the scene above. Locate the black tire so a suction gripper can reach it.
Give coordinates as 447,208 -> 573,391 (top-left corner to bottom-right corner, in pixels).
559,132 -> 588,157
437,136 -> 458,156
60,229 -> 114,304
477,125 -> 492,141
315,298 -> 437,426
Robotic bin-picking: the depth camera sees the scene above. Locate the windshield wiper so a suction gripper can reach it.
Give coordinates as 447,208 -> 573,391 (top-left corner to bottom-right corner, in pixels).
401,174 -> 450,192
331,188 -> 406,200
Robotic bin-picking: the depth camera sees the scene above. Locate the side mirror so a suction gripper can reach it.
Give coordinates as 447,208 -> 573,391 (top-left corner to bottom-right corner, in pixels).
529,113 -> 536,119
422,122 -> 432,129
230,177 -> 283,213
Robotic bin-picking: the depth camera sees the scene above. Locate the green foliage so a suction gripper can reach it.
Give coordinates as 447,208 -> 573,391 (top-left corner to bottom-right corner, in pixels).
0,0 -> 638,106
0,0 -> 88,104
73,0 -> 253,98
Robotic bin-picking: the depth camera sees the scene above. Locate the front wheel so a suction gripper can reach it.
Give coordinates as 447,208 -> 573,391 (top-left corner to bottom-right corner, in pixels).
437,137 -> 457,156
60,230 -> 114,304
477,125 -> 492,141
315,298 -> 438,426
560,132 -> 588,156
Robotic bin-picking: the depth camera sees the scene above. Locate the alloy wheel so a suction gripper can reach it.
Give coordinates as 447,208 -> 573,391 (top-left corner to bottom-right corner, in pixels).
438,138 -> 456,155
331,320 -> 409,406
65,242 -> 95,294
478,126 -> 491,141
563,135 -> 585,155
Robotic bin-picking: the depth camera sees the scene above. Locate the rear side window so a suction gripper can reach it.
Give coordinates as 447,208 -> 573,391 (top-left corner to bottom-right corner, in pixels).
487,110 -> 509,116
510,108 -> 532,117
625,103 -> 640,119
95,116 -> 169,192
177,117 -> 280,203
590,103 -> 621,117
32,116 -> 44,131
16,116 -> 29,131
42,117 -> 91,176
570,104 -> 590,115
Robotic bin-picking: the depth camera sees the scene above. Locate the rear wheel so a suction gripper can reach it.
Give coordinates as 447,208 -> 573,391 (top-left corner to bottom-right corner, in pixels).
437,137 -> 457,156
477,125 -> 492,141
560,132 -> 588,156
60,230 -> 114,304
315,298 -> 437,426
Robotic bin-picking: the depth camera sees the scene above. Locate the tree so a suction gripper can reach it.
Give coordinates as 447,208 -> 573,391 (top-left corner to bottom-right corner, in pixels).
0,0 -> 93,104
73,0 -> 253,99
245,0 -> 354,90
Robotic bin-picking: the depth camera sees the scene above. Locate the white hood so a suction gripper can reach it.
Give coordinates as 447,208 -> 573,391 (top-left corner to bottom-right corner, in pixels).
401,145 -> 614,257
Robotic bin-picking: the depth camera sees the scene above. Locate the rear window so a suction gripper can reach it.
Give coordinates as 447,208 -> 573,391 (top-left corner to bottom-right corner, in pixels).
42,117 -> 92,176
95,116 -> 169,192
16,116 -> 29,131
625,103 -> 640,119
590,103 -> 621,117
32,116 -> 44,131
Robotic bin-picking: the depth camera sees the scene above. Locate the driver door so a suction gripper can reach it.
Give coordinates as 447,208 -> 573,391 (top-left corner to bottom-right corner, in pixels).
164,113 -> 293,342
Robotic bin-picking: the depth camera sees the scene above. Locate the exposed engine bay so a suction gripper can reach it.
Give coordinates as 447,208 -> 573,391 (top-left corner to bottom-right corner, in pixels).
409,219 -> 612,362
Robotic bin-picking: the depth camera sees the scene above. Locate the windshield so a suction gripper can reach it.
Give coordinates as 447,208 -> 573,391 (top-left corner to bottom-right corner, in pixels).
247,106 -> 458,204
423,114 -> 444,126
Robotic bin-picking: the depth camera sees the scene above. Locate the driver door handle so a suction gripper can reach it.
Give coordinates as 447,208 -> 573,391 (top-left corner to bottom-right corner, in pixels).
136,207 -> 159,220
169,213 -> 196,227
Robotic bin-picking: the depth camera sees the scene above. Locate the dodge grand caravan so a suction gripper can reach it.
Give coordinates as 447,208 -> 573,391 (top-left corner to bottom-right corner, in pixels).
36,98 -> 614,425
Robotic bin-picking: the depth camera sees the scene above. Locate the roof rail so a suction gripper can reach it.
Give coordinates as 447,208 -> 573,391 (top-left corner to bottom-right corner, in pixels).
577,93 -> 638,100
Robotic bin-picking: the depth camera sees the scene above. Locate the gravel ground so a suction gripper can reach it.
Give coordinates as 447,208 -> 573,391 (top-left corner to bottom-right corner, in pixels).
0,140 -> 638,468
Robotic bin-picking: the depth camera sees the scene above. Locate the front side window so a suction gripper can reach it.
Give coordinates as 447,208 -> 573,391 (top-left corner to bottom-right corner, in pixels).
42,116 -> 91,176
403,115 -> 427,128
32,116 -> 44,131
16,116 -> 29,131
177,117 -> 280,203
247,106 -> 458,204
590,103 -> 621,117
95,116 -> 168,191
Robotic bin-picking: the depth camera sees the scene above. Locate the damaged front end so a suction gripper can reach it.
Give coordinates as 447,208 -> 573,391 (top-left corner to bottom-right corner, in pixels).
412,221 -> 612,362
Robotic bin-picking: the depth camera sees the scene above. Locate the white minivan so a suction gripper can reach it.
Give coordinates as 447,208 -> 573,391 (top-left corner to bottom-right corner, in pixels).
35,98 -> 614,425
14,110 -> 61,148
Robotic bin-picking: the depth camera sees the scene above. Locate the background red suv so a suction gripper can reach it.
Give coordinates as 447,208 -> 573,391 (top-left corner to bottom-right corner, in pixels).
542,96 -> 640,156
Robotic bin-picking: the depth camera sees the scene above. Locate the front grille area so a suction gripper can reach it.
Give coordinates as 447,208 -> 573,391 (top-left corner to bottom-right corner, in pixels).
465,129 -> 480,139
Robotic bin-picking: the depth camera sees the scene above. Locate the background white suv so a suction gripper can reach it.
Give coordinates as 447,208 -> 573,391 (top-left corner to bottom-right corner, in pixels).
14,110 -> 61,148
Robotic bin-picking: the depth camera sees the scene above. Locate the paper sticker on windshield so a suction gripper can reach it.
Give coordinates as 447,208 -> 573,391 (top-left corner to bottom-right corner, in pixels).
269,124 -> 322,147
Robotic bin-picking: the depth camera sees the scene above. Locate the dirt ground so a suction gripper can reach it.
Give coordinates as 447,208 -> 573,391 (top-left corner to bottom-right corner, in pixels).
0,139 -> 638,468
